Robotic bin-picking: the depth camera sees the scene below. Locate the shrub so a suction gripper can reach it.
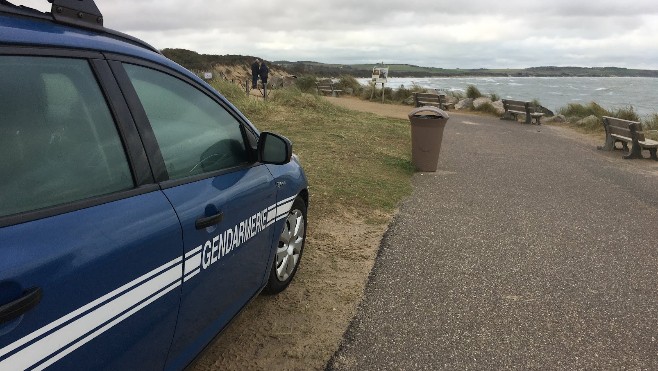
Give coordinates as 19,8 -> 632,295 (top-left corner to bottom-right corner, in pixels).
388,83 -> 430,105
643,113 -> 658,131
409,83 -> 426,93
269,86 -> 323,109
393,85 -> 414,103
360,84 -> 393,101
449,90 -> 464,100
558,102 -> 639,123
611,106 -> 639,122
466,85 -> 482,99
211,79 -> 248,104
294,75 -> 318,93
360,84 -> 375,100
575,115 -> 603,131
490,93 -> 500,102
643,114 -> 658,140
383,87 -> 394,101
335,75 -> 363,95
558,102 -> 609,120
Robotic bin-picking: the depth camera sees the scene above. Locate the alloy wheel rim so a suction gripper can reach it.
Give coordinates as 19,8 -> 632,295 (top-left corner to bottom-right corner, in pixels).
275,209 -> 305,281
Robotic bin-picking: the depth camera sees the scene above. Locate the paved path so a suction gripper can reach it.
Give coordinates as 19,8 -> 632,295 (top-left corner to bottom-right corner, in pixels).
328,110 -> 658,370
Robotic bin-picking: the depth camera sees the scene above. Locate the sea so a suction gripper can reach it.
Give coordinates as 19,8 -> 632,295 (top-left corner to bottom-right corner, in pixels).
358,77 -> 658,119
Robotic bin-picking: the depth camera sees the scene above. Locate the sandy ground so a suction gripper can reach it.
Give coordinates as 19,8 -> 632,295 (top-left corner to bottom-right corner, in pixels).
190,96 -> 654,370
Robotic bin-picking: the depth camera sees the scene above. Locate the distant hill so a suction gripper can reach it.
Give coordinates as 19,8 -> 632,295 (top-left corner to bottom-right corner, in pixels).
161,48 -> 291,83
161,48 -> 261,71
161,48 -> 658,78
274,61 -> 658,78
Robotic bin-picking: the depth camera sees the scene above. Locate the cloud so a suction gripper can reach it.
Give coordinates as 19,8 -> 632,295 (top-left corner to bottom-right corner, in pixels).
14,0 -> 658,69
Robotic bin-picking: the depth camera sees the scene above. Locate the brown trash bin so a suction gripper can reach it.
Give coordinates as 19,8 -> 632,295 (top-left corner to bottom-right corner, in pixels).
408,106 -> 450,172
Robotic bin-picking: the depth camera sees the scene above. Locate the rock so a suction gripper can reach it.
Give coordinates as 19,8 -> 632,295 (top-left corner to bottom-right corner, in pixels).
473,97 -> 493,109
546,114 -> 567,123
455,98 -> 474,110
538,105 -> 555,116
576,115 -> 600,127
445,95 -> 458,105
491,100 -> 505,115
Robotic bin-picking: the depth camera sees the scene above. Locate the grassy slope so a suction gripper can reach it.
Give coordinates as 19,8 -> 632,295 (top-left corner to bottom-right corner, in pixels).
211,80 -> 415,221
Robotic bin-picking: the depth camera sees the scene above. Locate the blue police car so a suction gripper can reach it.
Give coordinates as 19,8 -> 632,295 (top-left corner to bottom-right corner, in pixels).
0,1 -> 309,369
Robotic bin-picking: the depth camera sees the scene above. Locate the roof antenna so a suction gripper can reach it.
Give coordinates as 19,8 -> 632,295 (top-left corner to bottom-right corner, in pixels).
49,0 -> 103,29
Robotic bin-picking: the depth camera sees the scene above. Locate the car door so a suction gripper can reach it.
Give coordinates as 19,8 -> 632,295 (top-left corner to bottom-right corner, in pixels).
0,53 -> 183,370
113,61 -> 278,369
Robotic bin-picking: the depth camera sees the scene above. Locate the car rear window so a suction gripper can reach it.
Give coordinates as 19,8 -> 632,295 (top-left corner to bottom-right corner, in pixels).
0,56 -> 134,218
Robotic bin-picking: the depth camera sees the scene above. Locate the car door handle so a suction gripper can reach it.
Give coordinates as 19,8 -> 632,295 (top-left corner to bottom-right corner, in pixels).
0,287 -> 42,324
195,212 -> 224,230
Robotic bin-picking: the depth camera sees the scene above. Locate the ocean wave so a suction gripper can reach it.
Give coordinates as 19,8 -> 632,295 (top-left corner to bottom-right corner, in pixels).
354,76 -> 657,116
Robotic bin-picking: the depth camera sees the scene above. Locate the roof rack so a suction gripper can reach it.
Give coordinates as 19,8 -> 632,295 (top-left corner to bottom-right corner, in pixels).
0,0 -> 162,55
49,0 -> 104,30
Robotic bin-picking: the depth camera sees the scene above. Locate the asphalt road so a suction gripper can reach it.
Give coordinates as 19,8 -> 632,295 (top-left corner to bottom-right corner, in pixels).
328,115 -> 658,370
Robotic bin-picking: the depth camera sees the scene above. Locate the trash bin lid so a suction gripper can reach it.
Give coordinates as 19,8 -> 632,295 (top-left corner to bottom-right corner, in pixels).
408,106 -> 450,119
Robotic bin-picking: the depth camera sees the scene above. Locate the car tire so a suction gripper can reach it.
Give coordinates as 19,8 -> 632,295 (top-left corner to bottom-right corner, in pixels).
263,196 -> 307,295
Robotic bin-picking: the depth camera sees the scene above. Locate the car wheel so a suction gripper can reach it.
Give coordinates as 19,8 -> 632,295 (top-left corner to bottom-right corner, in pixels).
263,196 -> 307,295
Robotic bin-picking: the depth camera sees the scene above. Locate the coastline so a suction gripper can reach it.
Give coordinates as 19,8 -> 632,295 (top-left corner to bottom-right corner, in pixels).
356,76 -> 658,118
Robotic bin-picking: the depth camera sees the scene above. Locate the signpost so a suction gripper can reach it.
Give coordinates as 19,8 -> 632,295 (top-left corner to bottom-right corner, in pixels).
370,66 -> 389,103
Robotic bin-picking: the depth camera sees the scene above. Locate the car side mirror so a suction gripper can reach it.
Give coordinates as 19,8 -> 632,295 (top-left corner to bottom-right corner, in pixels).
258,132 -> 292,165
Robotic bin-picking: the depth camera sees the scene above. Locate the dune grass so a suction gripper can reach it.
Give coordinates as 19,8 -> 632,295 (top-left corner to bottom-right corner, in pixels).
466,85 -> 483,99
555,102 -> 653,134
210,79 -> 415,221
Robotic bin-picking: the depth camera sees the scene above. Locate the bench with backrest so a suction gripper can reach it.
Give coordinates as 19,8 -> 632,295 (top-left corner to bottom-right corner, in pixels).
413,92 -> 454,110
316,80 -> 342,97
501,99 -> 544,125
598,116 -> 658,160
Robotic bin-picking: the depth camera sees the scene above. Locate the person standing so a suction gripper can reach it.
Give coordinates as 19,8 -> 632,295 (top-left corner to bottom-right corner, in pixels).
259,61 -> 269,86
251,59 -> 260,89
259,62 -> 270,99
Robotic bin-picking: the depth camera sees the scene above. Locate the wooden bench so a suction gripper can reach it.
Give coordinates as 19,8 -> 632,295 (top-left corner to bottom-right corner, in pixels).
316,80 -> 342,97
501,99 -> 544,125
413,92 -> 454,110
598,116 -> 658,160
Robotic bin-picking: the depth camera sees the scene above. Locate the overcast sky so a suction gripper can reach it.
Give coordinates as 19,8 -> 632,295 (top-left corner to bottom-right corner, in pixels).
19,0 -> 658,69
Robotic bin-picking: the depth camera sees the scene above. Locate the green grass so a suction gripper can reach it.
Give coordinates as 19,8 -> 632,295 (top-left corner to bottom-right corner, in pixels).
210,79 -> 414,219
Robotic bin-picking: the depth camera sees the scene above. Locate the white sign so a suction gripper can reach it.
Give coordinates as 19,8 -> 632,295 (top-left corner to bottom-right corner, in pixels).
371,67 -> 389,83
203,72 -> 213,80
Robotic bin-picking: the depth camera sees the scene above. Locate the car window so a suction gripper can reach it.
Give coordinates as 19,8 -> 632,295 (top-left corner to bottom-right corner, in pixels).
0,56 -> 134,218
123,64 -> 249,180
